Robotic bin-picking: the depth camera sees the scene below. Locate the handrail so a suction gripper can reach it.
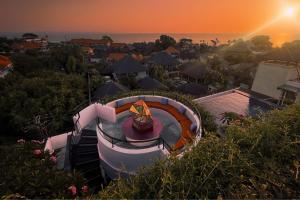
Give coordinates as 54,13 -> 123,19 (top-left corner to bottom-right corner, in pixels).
96,118 -> 173,151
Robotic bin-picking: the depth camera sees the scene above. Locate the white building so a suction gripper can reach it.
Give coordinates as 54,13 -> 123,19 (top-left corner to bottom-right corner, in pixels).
251,61 -> 300,105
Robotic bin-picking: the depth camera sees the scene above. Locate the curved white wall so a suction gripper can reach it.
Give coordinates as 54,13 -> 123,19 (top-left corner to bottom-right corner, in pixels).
97,126 -> 168,178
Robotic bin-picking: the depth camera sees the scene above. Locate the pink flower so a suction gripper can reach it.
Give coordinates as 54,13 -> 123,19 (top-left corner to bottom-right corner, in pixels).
81,185 -> 88,193
68,185 -> 77,196
17,139 -> 26,144
33,149 -> 42,156
50,155 -> 57,164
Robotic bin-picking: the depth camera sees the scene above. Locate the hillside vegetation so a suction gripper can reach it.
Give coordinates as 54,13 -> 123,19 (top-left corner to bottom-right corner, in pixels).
99,103 -> 300,199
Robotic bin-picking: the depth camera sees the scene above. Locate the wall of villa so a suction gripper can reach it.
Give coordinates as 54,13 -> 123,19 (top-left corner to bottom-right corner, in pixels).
44,132 -> 72,154
251,62 -> 299,99
97,125 -> 168,178
73,103 -> 116,131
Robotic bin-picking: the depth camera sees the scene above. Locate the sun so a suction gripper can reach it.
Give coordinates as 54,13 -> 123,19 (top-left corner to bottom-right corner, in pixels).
284,7 -> 295,17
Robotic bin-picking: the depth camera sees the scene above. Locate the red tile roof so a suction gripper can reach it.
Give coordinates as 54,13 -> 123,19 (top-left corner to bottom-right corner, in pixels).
107,53 -> 127,62
131,53 -> 144,61
0,55 -> 12,69
11,41 -> 42,50
165,46 -> 180,55
110,43 -> 126,48
69,38 -> 111,47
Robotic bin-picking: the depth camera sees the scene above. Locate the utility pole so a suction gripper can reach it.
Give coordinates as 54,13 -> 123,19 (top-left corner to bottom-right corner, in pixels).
88,71 -> 91,105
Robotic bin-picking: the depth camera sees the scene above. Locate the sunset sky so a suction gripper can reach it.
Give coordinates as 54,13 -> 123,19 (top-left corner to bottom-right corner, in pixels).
0,0 -> 299,44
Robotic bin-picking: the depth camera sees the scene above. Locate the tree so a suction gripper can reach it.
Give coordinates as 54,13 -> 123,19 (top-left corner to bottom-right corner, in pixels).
223,40 -> 254,64
66,56 -> 76,73
155,35 -> 176,50
22,33 -> 39,39
102,35 -> 113,43
12,53 -> 44,75
250,35 -> 272,52
0,71 -> 87,137
149,65 -> 165,82
179,38 -> 193,47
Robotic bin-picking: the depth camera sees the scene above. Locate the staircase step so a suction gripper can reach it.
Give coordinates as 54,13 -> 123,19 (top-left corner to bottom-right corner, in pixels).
76,149 -> 99,156
76,160 -> 100,171
79,137 -> 98,145
75,158 -> 99,167
80,165 -> 101,175
75,153 -> 99,163
82,129 -> 97,136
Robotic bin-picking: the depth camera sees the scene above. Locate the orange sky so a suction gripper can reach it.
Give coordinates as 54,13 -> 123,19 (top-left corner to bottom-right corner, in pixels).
0,0 -> 299,44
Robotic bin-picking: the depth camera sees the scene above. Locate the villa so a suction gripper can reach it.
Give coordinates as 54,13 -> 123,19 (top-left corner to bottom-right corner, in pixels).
251,60 -> 300,105
44,94 -> 202,185
111,55 -> 147,80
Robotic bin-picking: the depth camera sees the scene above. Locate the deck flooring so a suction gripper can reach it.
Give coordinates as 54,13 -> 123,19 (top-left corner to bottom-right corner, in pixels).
115,101 -> 194,151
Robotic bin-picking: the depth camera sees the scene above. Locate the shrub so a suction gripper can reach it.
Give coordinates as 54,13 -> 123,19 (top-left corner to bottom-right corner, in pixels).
0,140 -> 87,199
98,103 -> 300,199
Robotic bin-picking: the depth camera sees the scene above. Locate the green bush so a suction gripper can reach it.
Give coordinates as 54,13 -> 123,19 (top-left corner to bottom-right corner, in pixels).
0,140 -> 87,199
98,103 -> 300,199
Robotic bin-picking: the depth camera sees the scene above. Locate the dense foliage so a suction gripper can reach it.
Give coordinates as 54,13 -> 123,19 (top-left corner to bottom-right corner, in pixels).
0,71 -> 87,137
0,140 -> 86,199
99,103 -> 300,199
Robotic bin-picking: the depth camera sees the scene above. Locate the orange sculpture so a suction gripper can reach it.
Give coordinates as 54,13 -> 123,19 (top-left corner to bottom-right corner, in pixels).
129,100 -> 153,132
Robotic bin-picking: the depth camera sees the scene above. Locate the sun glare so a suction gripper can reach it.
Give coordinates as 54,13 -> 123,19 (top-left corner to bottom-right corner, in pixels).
284,7 -> 295,17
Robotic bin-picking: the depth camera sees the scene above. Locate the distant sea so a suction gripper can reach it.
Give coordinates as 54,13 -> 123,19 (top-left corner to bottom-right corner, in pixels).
0,32 -> 243,44
0,32 -> 299,46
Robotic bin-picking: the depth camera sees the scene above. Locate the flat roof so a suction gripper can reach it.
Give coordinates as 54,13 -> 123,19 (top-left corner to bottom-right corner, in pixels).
194,89 -> 277,125
262,60 -> 298,69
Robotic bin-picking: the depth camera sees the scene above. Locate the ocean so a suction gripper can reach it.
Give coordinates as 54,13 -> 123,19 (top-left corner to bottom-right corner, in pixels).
0,32 -> 243,44
0,32 -> 299,46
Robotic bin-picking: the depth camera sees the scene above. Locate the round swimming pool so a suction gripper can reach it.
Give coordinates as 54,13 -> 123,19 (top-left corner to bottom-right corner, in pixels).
100,108 -> 182,149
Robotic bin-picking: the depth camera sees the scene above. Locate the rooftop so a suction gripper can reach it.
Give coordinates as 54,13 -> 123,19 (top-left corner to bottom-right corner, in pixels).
92,81 -> 128,100
137,76 -> 168,90
262,60 -> 299,69
194,89 -> 277,125
112,55 -> 147,74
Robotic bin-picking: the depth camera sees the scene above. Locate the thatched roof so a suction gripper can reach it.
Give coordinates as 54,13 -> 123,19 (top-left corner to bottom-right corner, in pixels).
137,76 -> 168,90
177,83 -> 208,96
181,61 -> 208,80
148,51 -> 179,66
112,56 -> 147,74
92,81 -> 128,100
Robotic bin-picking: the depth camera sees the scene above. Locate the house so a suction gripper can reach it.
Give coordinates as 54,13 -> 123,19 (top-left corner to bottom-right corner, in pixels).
180,61 -> 208,83
147,51 -> 180,71
131,53 -> 144,62
69,38 -> 111,47
82,47 -> 94,55
0,55 -> 13,78
92,81 -> 128,101
165,46 -> 180,56
177,83 -> 208,97
251,60 -> 300,104
109,43 -> 128,52
111,55 -> 147,79
137,76 -> 168,90
107,53 -> 127,63
11,41 -> 42,52
194,89 -> 276,127
89,52 -> 107,64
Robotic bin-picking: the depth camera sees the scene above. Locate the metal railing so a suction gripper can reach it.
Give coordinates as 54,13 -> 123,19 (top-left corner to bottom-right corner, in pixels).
99,91 -> 203,137
96,117 -> 173,151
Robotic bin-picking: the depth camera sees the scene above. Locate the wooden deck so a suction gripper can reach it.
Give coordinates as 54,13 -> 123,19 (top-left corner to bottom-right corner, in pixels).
115,101 -> 194,151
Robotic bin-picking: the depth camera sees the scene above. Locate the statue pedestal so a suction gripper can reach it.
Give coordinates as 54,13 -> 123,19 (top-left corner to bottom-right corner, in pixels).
122,117 -> 163,147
